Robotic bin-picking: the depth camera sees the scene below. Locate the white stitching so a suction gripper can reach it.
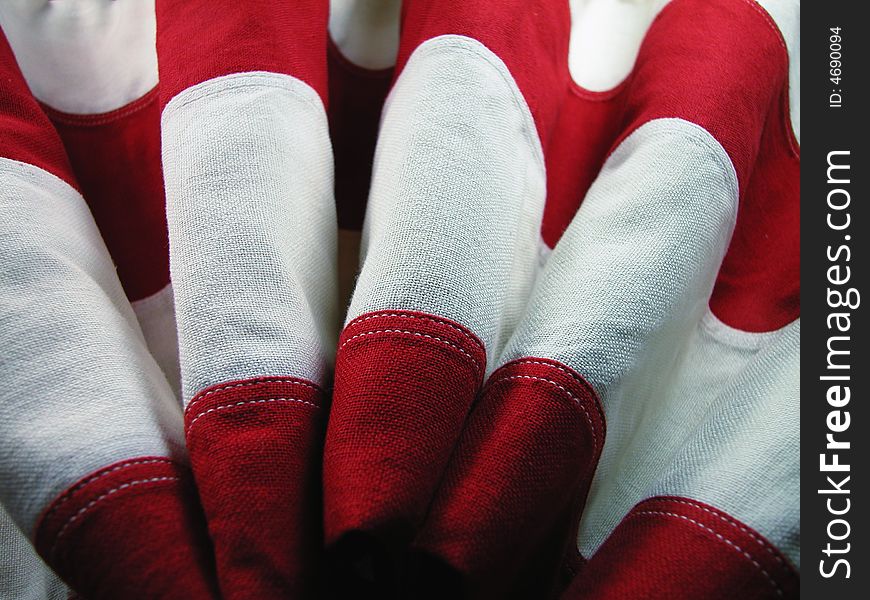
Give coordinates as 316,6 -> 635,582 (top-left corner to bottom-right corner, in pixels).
631,510 -> 783,597
346,312 -> 485,352
186,378 -> 320,414
52,477 -> 179,556
338,329 -> 483,374
44,458 -> 174,520
665,499 -> 786,566
485,374 -> 598,452
506,359 -> 589,388
186,397 -> 320,434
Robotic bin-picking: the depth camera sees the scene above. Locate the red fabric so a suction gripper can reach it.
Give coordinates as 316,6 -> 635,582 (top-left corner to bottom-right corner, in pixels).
541,0 -> 799,332
43,89 -> 170,302
395,0 -> 570,147
541,82 -> 630,247
563,496 -> 799,599
327,38 -> 393,231
618,0 -> 799,332
323,311 -> 486,563
613,0 -> 784,190
34,458 -> 218,600
710,79 -> 800,331
411,358 -> 604,599
155,0 -> 329,108
0,29 -> 76,188
184,377 -> 325,599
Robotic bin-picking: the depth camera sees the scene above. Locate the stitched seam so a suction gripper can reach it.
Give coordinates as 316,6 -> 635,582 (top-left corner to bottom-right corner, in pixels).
664,498 -> 786,566
43,458 -> 174,521
339,329 -> 483,374
345,312 -> 485,352
631,510 -> 783,597
699,310 -> 784,349
739,0 -> 787,54
186,377 -> 321,414
186,397 -> 320,434
738,0 -> 801,158
506,359 -> 593,393
501,359 -> 606,428
486,374 -> 599,453
42,87 -> 159,126
163,73 -> 322,118
51,477 -> 179,558
607,122 -> 740,204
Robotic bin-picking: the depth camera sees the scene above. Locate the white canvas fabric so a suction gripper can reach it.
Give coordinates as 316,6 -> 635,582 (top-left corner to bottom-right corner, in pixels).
329,0 -> 401,69
0,0 -> 158,113
500,118 -> 739,394
568,0 -> 671,91
161,71 -> 338,403
0,507 -> 67,600
0,159 -> 185,532
578,315 -> 800,568
349,34 -> 546,363
132,283 -> 181,399
495,116 -> 798,569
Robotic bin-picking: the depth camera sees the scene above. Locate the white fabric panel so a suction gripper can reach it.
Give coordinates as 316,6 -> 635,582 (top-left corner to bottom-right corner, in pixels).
0,0 -> 158,114
349,35 -> 546,363
756,0 -> 800,143
132,283 -> 181,400
578,315 -> 800,569
329,0 -> 401,69
0,507 -> 68,600
0,159 -> 185,532
568,0 -> 670,92
161,72 -> 338,404
500,118 -> 739,396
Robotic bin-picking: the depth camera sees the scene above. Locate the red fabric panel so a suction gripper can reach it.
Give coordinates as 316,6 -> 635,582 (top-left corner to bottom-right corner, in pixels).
155,0 -> 329,108
184,377 -> 325,599
35,458 -> 218,600
614,0 -> 787,190
541,0 -> 800,331
626,0 -> 800,332
323,311 -> 486,562
327,39 -> 393,231
43,89 -> 170,302
541,82 -> 630,247
395,0 -> 570,147
564,496 -> 799,599
710,83 -> 800,331
0,29 -> 76,188
410,358 -> 604,599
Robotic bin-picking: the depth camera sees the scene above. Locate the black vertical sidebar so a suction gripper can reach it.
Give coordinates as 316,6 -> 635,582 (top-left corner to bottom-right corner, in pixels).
802,2 -> 867,598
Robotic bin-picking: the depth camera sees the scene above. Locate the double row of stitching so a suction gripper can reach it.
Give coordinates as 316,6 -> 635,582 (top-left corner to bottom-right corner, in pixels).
345,310 -> 485,353
51,476 -> 179,559
629,509 -> 784,597
186,397 -> 320,435
163,71 -> 324,118
664,498 -> 787,567
489,358 -> 606,447
339,328 -> 484,375
185,376 -> 321,414
485,373 -> 600,455
41,458 -> 175,521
